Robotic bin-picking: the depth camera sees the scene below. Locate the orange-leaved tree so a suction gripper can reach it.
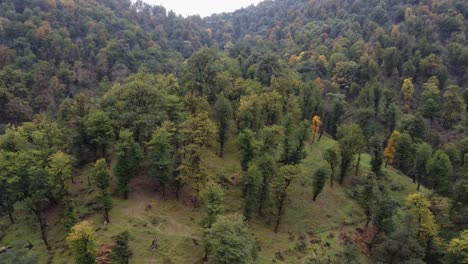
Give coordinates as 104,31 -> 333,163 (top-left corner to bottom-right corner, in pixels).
384,130 -> 400,167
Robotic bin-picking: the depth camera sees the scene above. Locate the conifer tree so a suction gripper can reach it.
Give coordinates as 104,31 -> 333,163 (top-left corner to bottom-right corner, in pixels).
312,167 -> 329,201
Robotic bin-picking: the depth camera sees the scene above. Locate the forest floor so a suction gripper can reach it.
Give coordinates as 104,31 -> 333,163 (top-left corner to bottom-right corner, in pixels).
0,136 -> 426,264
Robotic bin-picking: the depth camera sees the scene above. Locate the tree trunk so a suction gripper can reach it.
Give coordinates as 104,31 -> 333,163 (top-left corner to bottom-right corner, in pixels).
35,210 -> 50,250
104,208 -> 110,224
354,153 -> 361,176
219,141 -> 224,158
313,193 -> 318,201
274,196 -> 285,233
330,166 -> 334,188
339,157 -> 349,185
6,195 -> 14,224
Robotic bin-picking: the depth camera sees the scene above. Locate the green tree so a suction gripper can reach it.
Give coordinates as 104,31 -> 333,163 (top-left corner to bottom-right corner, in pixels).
148,122 -> 175,197
337,124 -> 365,184
46,151 -> 73,199
204,213 -> 257,264
242,164 -> 261,220
312,167 -> 329,201
271,165 -> 300,232
442,85 -> 465,128
115,130 -> 143,199
214,94 -> 233,157
394,133 -> 415,177
323,146 -> 340,187
92,159 -> 112,223
446,230 -> 468,264
62,199 -> 78,232
239,129 -> 256,172
414,143 -> 432,191
255,153 -> 277,217
359,173 -> 378,226
421,77 -> 440,121
66,221 -> 97,264
85,110 -> 114,159
369,135 -> 384,176
202,181 -> 224,228
111,231 -> 131,264
427,150 -> 452,195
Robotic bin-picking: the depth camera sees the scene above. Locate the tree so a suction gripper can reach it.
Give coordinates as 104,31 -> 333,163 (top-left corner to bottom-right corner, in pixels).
92,159 -> 112,224
202,181 -> 224,228
337,124 -> 365,184
102,73 -> 174,143
369,136 -> 384,176
255,153 -> 277,217
394,133 -> 415,177
242,164 -> 261,220
414,143 -> 432,191
311,115 -> 321,142
442,85 -> 465,128
271,165 -> 300,232
214,94 -> 233,157
421,77 -> 440,121
359,173 -> 378,226
204,214 -> 257,264
427,150 -> 452,195
148,122 -> 175,197
115,130 -> 143,199
46,151 -> 73,199
405,193 -> 438,241
312,167 -> 329,201
323,146 -> 340,187
85,110 -> 114,159
384,130 -> 400,167
239,129 -> 256,172
67,221 -> 97,264
62,199 -> 78,232
447,230 -> 468,264
401,78 -> 415,113
178,112 -> 217,206
111,231 -> 131,264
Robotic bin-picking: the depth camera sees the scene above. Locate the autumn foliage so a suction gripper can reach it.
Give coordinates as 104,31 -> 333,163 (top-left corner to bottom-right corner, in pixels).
384,130 -> 400,167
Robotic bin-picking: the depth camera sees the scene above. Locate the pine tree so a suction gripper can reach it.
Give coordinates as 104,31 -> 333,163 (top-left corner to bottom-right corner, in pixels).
369,136 -> 384,176
111,231 -> 131,264
312,167 -> 329,201
323,146 -> 340,187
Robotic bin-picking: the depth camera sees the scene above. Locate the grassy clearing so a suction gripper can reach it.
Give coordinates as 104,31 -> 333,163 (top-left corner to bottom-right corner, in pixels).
0,136 -> 426,263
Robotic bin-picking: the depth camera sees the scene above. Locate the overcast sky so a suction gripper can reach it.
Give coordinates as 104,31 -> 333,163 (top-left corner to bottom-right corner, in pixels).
143,0 -> 263,17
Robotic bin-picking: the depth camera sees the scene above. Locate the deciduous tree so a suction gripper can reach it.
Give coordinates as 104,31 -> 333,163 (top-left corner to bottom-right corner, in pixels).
67,221 -> 97,264
115,130 -> 143,199
312,167 -> 329,201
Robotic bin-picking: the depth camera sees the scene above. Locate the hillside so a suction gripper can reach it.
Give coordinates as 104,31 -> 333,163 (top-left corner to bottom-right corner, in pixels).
0,0 -> 467,263
1,136 -> 428,263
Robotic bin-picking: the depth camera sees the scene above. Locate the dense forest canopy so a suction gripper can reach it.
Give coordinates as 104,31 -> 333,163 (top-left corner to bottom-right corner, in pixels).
0,0 -> 467,263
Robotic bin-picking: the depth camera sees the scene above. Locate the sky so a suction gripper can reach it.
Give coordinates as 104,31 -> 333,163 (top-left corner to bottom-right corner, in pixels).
143,0 -> 263,17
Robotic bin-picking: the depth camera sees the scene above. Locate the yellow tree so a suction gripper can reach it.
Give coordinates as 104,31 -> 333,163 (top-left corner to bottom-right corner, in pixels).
401,78 -> 415,113
384,130 -> 400,167
447,230 -> 468,263
311,115 -> 321,142
406,193 -> 438,240
67,221 -> 97,264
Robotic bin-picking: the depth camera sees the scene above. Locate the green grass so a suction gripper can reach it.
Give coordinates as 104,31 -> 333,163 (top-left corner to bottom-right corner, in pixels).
0,136 -> 427,263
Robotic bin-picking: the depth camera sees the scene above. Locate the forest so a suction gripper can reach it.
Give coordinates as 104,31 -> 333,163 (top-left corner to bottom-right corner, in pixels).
0,0 -> 467,263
